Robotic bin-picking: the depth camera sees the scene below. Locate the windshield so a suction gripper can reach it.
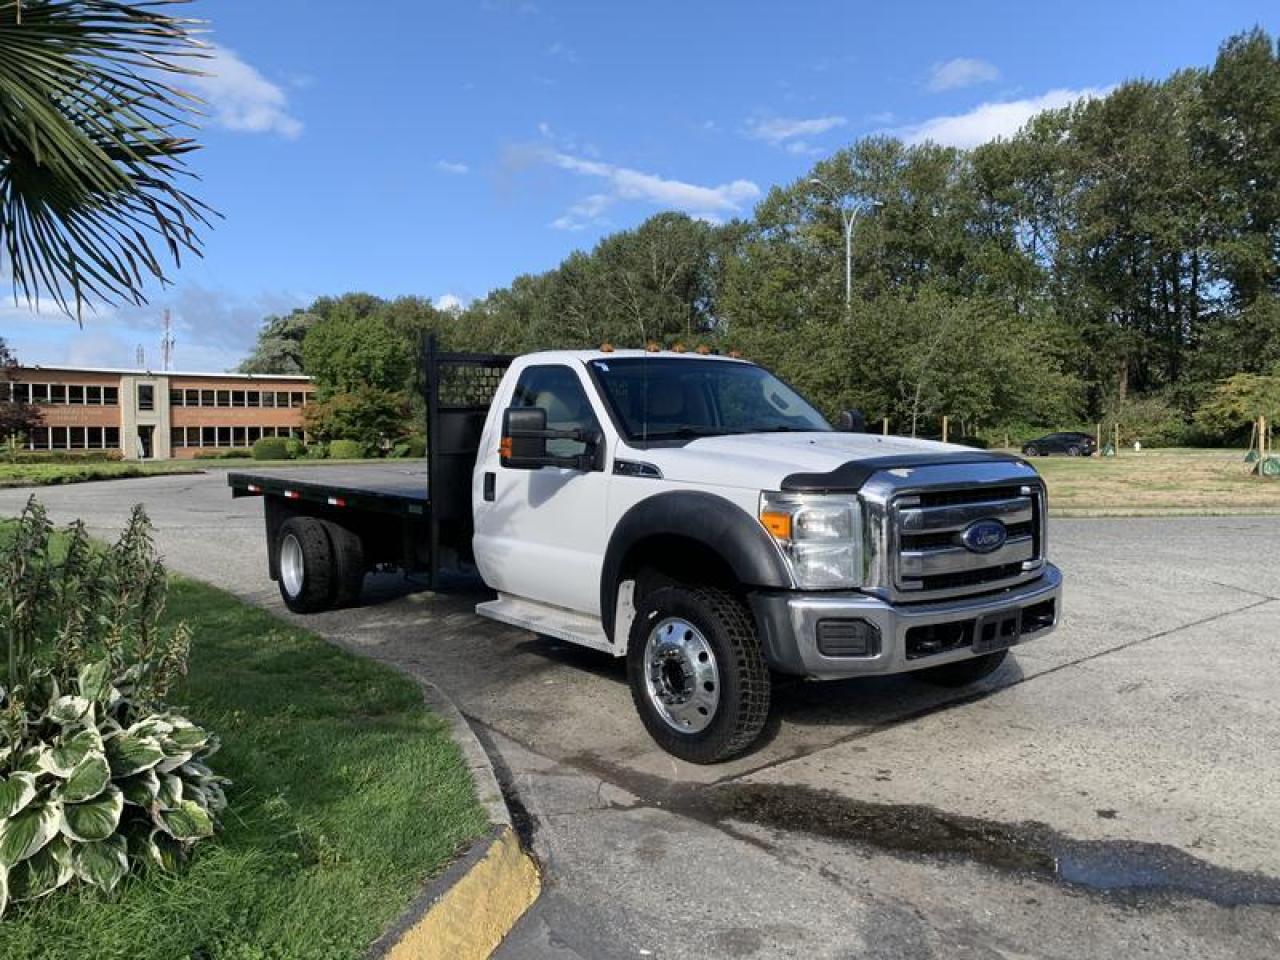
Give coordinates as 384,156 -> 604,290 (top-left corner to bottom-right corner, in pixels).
588,357 -> 832,442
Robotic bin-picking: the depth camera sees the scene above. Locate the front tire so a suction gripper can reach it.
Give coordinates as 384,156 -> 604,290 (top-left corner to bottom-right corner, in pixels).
277,517 -> 335,614
1067,445 -> 1081,457
1023,445 -> 1039,457
627,586 -> 771,764
915,650 -> 1008,687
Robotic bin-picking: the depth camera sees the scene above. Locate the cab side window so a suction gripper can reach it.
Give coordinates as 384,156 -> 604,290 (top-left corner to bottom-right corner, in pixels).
510,365 -> 599,458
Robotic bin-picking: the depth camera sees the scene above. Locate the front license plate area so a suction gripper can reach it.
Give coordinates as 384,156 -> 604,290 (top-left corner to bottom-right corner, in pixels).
973,610 -> 1021,654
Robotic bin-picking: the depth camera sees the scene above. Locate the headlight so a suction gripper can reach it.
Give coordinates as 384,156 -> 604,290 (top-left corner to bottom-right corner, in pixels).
759,492 -> 862,589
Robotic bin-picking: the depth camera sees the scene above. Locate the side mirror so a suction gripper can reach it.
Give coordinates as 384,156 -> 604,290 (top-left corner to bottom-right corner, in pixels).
502,407 -> 548,465
500,407 -> 599,471
837,409 -> 866,433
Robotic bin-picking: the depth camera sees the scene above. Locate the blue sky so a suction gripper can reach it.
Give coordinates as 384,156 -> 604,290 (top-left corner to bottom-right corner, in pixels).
7,0 -> 1279,371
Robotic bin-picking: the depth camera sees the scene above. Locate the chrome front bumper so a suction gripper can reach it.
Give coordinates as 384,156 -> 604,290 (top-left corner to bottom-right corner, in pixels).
749,564 -> 1062,679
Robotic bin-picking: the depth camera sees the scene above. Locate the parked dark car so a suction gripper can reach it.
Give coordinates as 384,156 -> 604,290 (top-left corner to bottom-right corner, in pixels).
1022,431 -> 1096,457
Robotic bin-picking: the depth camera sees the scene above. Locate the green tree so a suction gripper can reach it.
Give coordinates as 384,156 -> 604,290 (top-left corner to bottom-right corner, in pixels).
0,337 -> 42,446
0,1 -> 212,320
239,310 -> 320,375
302,385 -> 411,451
301,308 -> 413,399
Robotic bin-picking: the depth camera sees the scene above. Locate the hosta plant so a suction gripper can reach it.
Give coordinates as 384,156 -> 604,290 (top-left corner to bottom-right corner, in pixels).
0,499 -> 228,917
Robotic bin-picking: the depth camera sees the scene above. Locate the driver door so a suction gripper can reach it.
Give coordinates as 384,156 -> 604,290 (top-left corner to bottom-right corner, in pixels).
473,363 -> 611,614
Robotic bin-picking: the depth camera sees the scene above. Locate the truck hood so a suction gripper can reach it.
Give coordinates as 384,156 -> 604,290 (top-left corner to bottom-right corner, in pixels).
634,432 -> 982,491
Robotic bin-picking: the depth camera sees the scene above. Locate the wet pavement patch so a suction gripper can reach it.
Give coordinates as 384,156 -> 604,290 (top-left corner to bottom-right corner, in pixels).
698,783 -> 1280,908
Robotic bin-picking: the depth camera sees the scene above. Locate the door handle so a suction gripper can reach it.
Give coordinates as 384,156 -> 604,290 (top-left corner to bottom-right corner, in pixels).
483,472 -> 496,502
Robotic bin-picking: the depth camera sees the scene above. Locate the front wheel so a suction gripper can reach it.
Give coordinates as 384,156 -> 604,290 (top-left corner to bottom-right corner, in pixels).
1067,445 -> 1081,457
627,585 -> 771,764
1023,445 -> 1039,457
915,650 -> 1008,687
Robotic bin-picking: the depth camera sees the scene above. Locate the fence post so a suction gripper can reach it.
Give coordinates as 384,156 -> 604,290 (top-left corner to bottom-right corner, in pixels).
942,416 -> 949,443
882,417 -> 889,436
1114,422 -> 1120,453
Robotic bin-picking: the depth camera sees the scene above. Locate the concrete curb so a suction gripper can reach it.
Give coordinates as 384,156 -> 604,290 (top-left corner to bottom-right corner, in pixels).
367,680 -> 541,960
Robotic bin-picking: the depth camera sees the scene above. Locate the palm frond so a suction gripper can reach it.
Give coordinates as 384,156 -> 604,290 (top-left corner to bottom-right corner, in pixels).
0,1 -> 215,322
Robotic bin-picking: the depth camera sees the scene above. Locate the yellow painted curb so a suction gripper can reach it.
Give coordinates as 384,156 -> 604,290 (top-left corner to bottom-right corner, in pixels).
381,827 -> 541,960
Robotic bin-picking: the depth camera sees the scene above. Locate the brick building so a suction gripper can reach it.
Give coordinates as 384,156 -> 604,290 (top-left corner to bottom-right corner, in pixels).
3,366 -> 315,460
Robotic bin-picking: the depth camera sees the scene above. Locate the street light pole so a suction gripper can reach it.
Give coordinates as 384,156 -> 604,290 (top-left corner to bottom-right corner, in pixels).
809,178 -> 880,310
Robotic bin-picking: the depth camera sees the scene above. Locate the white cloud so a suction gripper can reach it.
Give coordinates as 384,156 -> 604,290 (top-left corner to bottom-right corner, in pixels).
926,57 -> 1000,93
434,293 -> 465,312
192,45 -> 303,139
894,86 -> 1111,148
545,41 -> 577,62
550,193 -> 615,231
549,151 -> 759,216
746,114 -> 847,145
436,159 -> 470,175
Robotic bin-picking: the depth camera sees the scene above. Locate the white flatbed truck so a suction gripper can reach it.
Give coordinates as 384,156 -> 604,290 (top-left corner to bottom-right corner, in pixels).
231,341 -> 1061,762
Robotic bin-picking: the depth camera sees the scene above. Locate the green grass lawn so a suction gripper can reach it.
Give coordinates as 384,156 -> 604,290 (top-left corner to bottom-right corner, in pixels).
1009,447 -> 1280,516
0,457 -> 414,489
0,575 -> 485,960
0,460 -> 204,487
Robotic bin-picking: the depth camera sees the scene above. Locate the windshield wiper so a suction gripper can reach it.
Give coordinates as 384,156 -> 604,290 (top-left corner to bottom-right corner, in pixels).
638,426 -> 734,441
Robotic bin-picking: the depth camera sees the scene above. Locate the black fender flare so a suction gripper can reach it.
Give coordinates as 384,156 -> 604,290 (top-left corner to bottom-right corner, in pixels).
599,490 -> 792,639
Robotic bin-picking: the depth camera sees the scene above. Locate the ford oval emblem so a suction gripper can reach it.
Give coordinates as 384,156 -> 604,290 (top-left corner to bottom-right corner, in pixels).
961,519 -> 1007,554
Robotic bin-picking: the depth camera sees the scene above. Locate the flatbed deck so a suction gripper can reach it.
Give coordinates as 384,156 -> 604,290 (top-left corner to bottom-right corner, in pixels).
228,463 -> 429,517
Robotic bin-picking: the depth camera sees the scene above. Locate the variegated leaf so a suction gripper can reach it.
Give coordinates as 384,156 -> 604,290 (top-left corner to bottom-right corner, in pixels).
77,660 -> 113,704
156,774 -> 183,810
0,862 -> 8,920
118,768 -> 161,807
59,752 -> 111,804
60,786 -> 123,842
8,837 -> 73,902
147,829 -> 184,872
0,772 -> 37,819
0,801 -> 60,866
40,729 -> 102,778
167,720 -> 208,753
71,835 -> 128,893
104,733 -> 164,778
128,717 -> 174,740
156,750 -> 193,775
153,799 -> 214,841
46,695 -> 93,726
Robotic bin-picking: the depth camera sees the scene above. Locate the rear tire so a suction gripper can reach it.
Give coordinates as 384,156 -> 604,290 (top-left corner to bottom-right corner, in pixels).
1023,445 -> 1039,457
277,517 -> 335,614
1067,445 -> 1081,456
318,519 -> 365,608
915,650 -> 1008,687
627,585 -> 771,764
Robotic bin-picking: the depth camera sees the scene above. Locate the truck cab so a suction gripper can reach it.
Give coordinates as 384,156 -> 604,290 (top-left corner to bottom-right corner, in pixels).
231,345 -> 1061,764
469,349 -> 1061,762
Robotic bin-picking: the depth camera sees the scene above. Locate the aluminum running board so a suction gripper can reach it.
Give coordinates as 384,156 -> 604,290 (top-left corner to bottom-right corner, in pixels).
475,594 -> 617,656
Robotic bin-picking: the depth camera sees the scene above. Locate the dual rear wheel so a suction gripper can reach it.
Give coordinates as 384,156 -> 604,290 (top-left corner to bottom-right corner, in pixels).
276,516 -> 366,613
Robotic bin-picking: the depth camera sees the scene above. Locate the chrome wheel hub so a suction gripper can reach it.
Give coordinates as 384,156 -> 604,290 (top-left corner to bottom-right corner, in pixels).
643,617 -> 720,734
280,533 -> 304,598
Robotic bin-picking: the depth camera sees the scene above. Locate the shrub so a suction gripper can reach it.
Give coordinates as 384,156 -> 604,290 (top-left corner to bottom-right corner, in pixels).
404,435 -> 426,458
328,439 -> 364,460
0,451 -> 123,465
284,437 -> 307,459
251,437 -> 291,461
0,500 -> 226,916
303,443 -> 329,460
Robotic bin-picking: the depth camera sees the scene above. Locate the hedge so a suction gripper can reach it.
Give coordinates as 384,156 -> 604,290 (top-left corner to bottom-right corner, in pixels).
328,439 -> 364,460
252,437 -> 292,460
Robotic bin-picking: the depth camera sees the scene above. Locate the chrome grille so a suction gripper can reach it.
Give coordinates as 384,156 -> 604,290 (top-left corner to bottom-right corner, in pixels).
891,482 -> 1045,600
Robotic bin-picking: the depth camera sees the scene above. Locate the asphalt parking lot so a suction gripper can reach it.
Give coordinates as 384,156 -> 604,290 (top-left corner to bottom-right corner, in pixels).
3,472 -> 1279,959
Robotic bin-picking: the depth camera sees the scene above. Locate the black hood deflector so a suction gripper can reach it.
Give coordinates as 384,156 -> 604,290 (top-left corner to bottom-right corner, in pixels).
781,451 -> 1028,494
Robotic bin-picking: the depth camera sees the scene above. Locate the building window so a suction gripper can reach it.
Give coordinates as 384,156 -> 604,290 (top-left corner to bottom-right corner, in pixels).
86,385 -> 102,405
105,427 -> 120,448
68,385 -> 84,404
183,389 -> 198,406
50,384 -> 66,403
31,384 -> 49,403
103,386 -> 118,406
232,390 -> 246,408
261,392 -> 275,408
290,391 -> 304,408
216,390 -> 230,407
202,426 -> 216,447
170,390 -> 184,407
246,390 -> 260,408
198,389 -> 212,406
87,427 -> 103,448
137,384 -> 154,411
217,427 -> 231,447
